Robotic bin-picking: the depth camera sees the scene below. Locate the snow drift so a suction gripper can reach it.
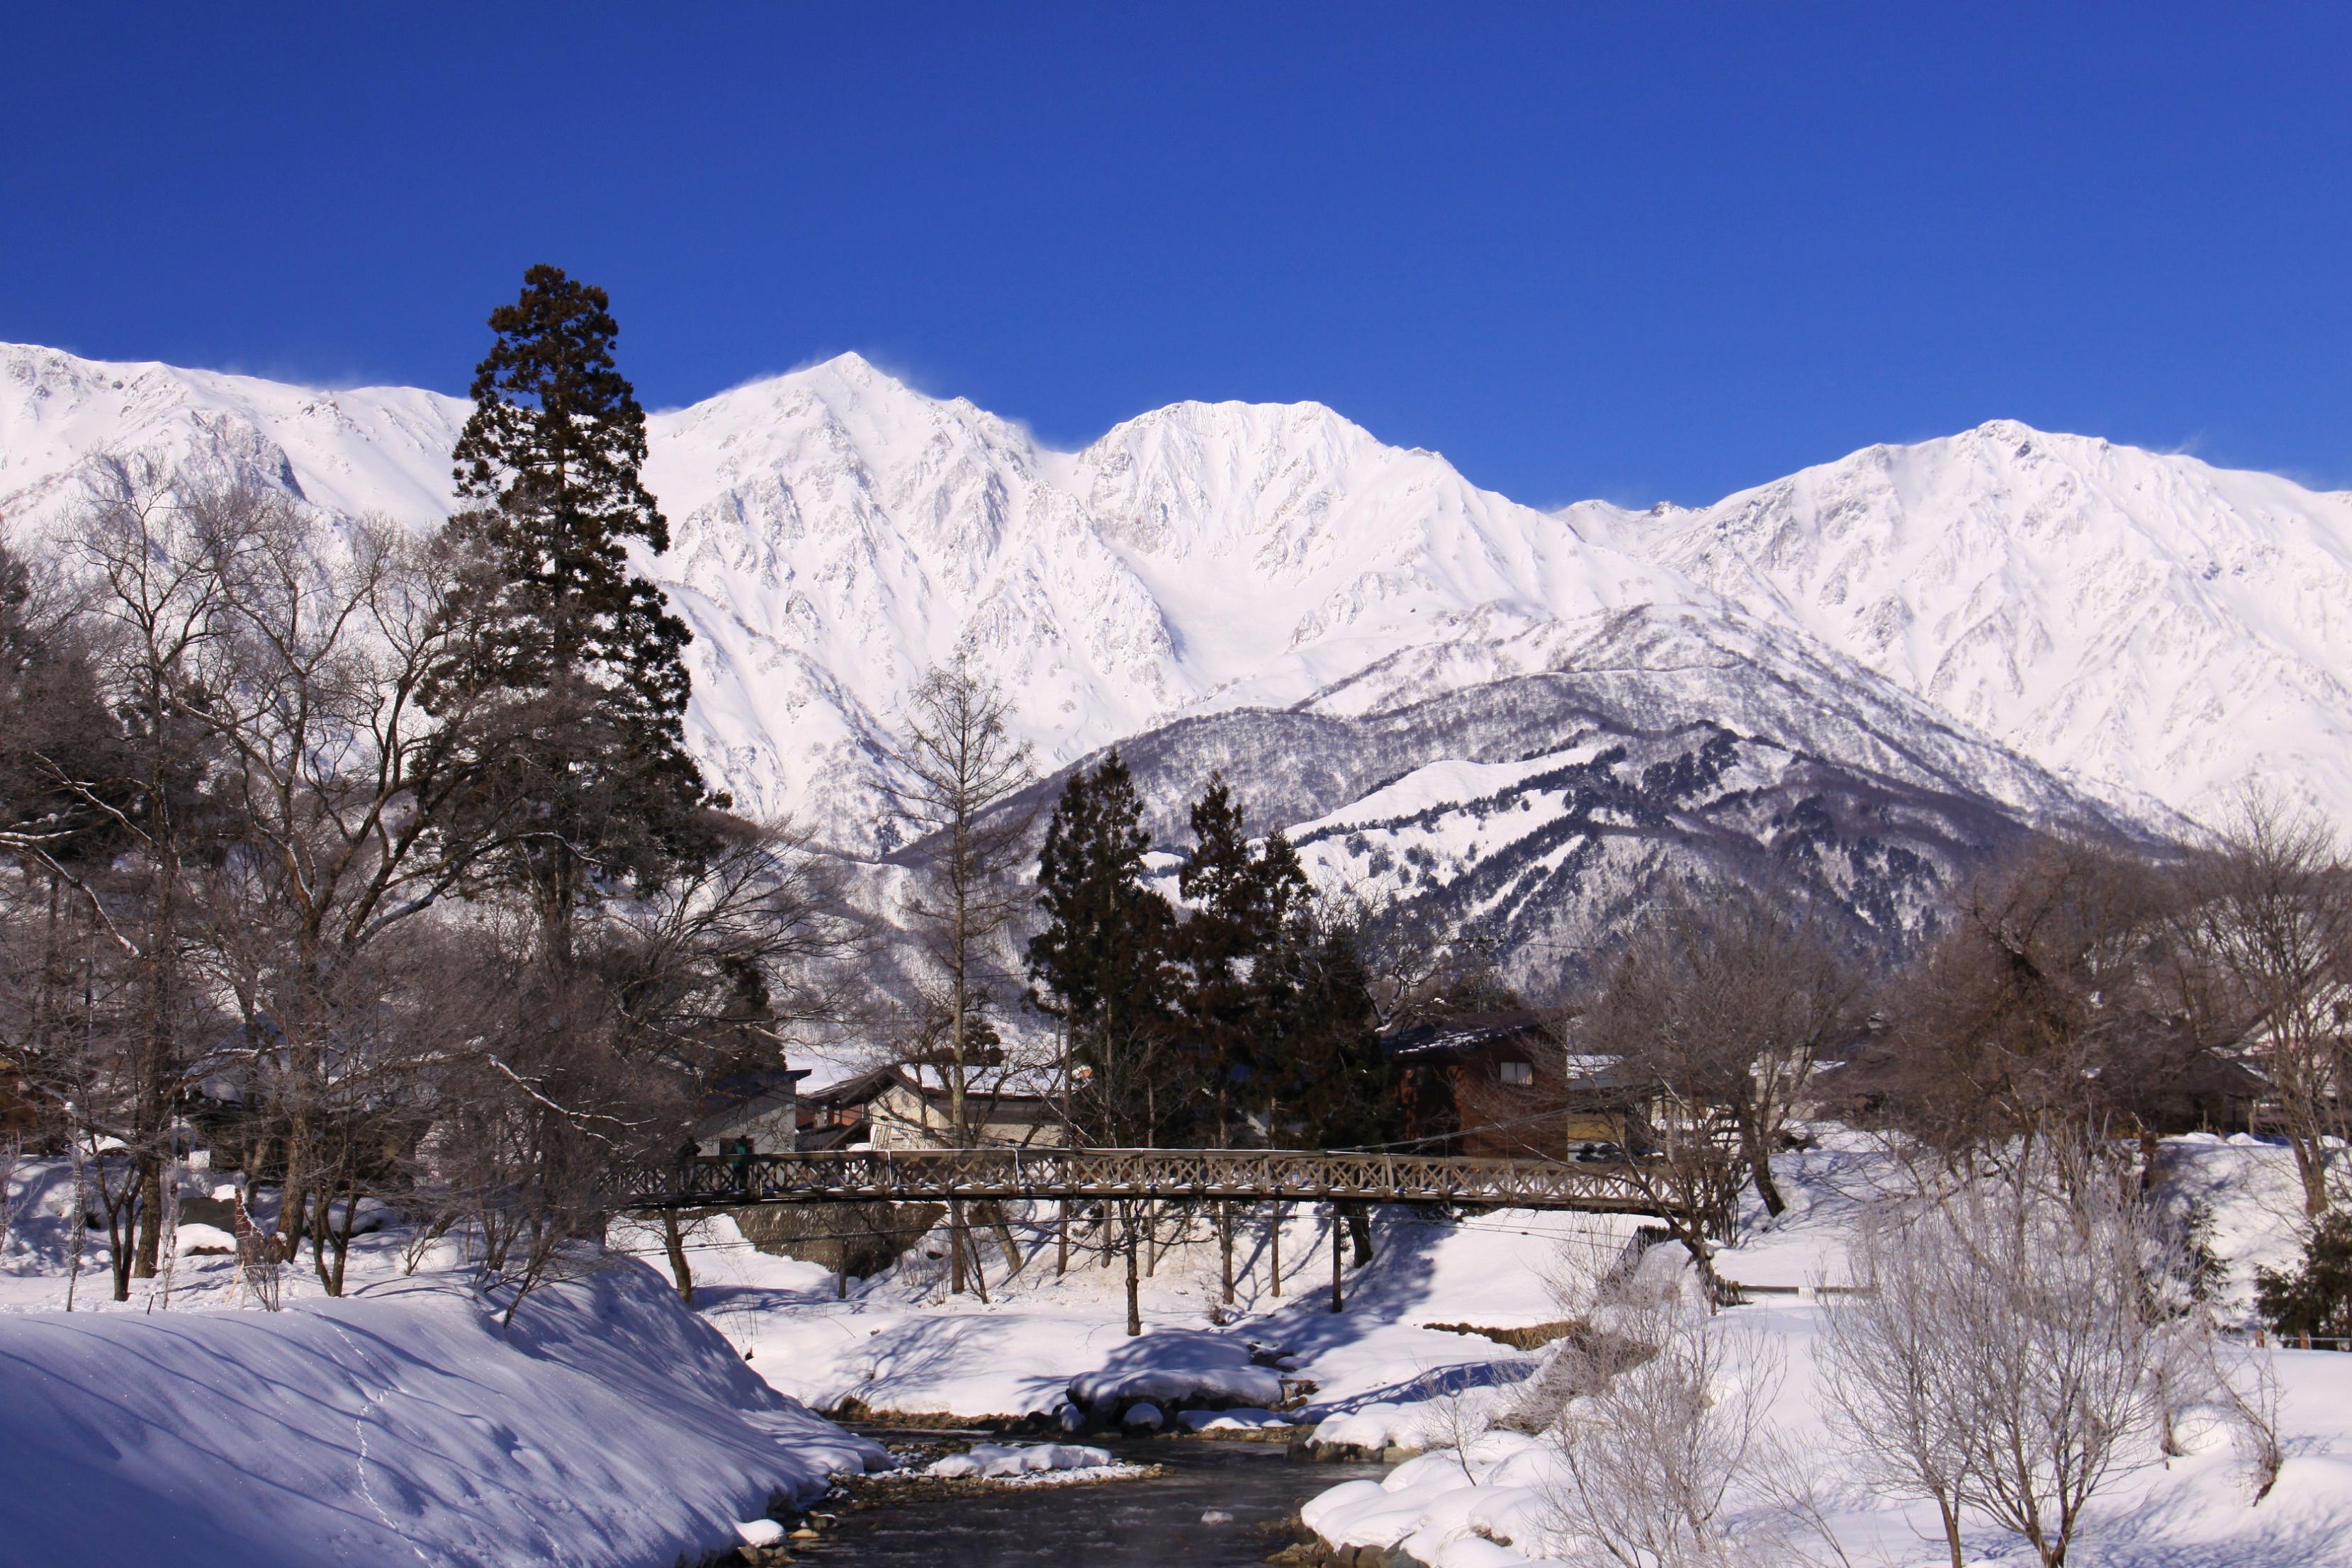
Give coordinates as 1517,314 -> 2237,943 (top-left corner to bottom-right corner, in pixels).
0,1261 -> 885,1568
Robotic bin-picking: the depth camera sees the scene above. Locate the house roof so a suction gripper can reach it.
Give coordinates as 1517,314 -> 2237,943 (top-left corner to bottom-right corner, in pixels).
1383,1008 -> 1557,1061
694,1068 -> 809,1121
802,1062 -> 1062,1110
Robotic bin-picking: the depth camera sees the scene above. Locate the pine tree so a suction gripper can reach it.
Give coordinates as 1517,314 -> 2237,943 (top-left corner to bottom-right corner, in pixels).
2257,1211 -> 2352,1341
1175,774 -> 1307,1147
423,265 -> 715,957
1028,750 -> 1175,1146
1266,914 -> 1395,1270
1273,920 -> 1395,1152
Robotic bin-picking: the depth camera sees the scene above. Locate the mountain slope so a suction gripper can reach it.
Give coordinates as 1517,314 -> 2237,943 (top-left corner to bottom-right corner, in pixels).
2,342 -> 2337,865
1579,419 -> 2352,828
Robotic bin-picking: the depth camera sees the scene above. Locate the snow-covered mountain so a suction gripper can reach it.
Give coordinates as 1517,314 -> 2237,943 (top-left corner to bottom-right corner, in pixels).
1573,422 -> 2352,828
4,341 -> 2341,883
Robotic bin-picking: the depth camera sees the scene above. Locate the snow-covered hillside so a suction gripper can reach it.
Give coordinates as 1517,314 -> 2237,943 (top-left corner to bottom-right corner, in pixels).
0,1162 -> 887,1568
1580,420 -> 2352,828
5,341 -> 2343,858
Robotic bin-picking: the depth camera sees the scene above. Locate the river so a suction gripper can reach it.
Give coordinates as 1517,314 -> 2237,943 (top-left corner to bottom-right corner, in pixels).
801,1436 -> 1385,1565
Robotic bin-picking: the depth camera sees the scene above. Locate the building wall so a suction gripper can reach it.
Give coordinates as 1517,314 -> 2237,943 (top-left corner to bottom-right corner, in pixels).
699,1098 -> 798,1154
867,1083 -> 1067,1151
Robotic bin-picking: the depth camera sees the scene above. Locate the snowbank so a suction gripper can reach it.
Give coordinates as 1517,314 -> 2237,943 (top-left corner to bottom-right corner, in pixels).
1303,1432 -> 1565,1559
0,1261 -> 885,1568
925,1441 -> 1114,1478
1070,1335 -> 1283,1413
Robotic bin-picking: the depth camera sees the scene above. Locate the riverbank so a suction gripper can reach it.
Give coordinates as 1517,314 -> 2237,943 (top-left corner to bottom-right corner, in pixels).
0,1231 -> 885,1568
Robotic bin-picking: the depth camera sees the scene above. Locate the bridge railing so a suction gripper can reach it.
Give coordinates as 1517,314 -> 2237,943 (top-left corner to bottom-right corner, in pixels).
616,1146 -> 1672,1215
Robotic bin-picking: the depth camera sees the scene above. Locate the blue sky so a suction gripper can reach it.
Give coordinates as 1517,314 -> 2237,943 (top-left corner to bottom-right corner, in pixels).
4,6 -> 2346,505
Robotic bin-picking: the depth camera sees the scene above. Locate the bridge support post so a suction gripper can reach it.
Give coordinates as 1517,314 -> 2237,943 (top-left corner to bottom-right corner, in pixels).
1329,1206 -> 1344,1314
1268,1202 -> 1282,1297
1218,1200 -> 1234,1305
1123,1201 -> 1142,1336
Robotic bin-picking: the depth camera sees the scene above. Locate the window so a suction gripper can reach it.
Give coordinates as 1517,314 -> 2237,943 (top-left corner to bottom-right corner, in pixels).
1498,1060 -> 1533,1087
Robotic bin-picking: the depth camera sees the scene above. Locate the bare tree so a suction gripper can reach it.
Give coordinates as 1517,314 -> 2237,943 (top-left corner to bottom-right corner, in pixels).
886,658 -> 1035,1295
1815,1205 -> 1982,1568
1329,880 -> 1513,1031
1822,1166 -> 2165,1568
2182,791 -> 2349,1217
1538,1258 -> 1782,1568
1881,837 -> 2229,1200
1580,879 -> 1862,1222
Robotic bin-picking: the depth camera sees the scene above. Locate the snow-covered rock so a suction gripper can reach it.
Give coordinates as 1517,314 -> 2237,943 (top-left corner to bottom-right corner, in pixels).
1069,1339 -> 1284,1413
923,1442 -> 1114,1479
171,1222 -> 237,1256
1178,1406 -> 1289,1432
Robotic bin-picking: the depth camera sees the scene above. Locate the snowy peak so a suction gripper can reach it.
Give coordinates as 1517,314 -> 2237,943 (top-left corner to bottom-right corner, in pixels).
1609,419 -> 2352,825
1071,397 -> 1403,561
0,341 -> 467,529
5,338 -> 2349,850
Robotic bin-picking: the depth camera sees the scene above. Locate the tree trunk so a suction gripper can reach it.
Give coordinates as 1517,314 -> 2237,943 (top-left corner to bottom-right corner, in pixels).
1936,1492 -> 1964,1568
2290,1133 -> 2331,1218
107,1195 -> 135,1302
949,1197 -> 968,1294
1057,1199 -> 1069,1277
1268,1202 -> 1282,1297
1123,1202 -> 1141,1336
1329,1209 -> 1344,1314
962,1224 -> 991,1304
661,1210 -> 694,1304
989,1207 -> 1023,1277
1218,1201 -> 1234,1304
132,1154 -> 164,1279
1344,1202 -> 1373,1268
1739,1112 -> 1786,1219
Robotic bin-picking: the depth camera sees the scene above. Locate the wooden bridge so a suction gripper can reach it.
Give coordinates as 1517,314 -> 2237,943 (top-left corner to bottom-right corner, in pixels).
619,1146 -> 1672,1216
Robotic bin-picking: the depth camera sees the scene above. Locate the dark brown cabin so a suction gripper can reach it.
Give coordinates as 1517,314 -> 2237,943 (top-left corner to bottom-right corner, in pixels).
1388,1008 -> 1656,1161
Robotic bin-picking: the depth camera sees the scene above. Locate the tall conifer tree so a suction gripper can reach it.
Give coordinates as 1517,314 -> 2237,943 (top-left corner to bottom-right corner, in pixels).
1028,750 -> 1174,1144
1176,774 -> 1307,1146
424,265 -> 714,957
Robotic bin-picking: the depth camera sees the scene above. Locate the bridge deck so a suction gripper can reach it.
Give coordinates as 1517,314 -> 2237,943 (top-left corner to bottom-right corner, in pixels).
621,1147 -> 1670,1216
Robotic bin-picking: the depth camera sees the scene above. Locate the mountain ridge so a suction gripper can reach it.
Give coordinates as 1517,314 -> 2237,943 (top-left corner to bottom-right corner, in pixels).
2,340 -> 2338,859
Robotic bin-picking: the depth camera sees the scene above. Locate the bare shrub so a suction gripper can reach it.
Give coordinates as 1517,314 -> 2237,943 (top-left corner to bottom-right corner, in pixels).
1539,1289 -> 1782,1568
1815,1205 -> 1984,1568
1819,1168 -> 2168,1568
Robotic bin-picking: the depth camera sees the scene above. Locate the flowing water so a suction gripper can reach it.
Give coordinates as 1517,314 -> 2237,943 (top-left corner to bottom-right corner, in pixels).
801,1437 -> 1385,1566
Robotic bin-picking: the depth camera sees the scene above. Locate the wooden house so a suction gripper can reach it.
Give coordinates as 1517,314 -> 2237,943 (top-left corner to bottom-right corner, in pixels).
1388,1009 -> 1657,1161
692,1068 -> 810,1155
796,1064 -> 1068,1151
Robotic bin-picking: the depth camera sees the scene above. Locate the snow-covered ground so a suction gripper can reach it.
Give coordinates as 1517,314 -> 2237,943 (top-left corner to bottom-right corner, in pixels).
0,1161 -> 886,1568
643,1199 -> 1650,1423
636,1133 -> 2352,1567
1293,1136 -> 2352,1568
4,1134 -> 2345,1566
